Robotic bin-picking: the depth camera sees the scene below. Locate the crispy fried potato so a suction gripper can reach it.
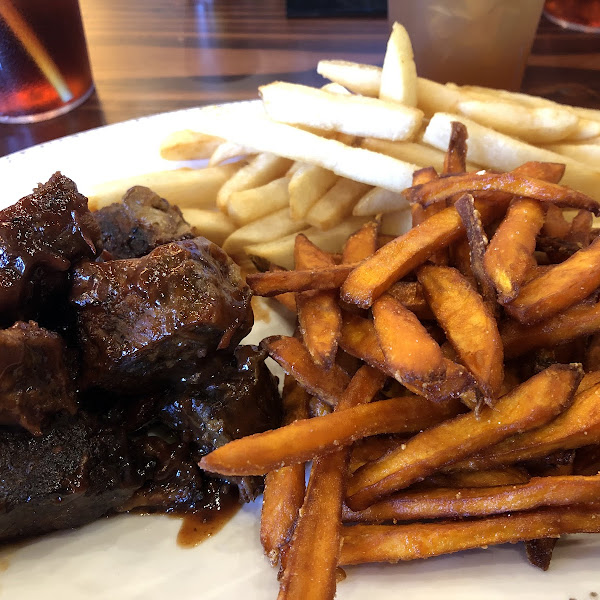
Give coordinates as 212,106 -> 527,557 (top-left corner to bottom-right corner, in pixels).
453,381 -> 600,471
444,121 -> 468,174
405,171 -> 600,215
373,294 -> 445,388
317,59 -> 381,97
288,164 -> 338,221
339,505 -> 600,565
261,379 -> 310,566
423,467 -> 530,489
260,81 -> 423,142
180,208 -> 235,246
344,475 -> 600,523
483,198 -> 545,303
352,186 -> 409,217
379,208 -> 413,238
346,365 -> 581,510
342,220 -> 379,264
379,22 -> 417,107
340,198 -> 507,308
226,176 -> 290,225
386,281 -> 434,320
159,130 -> 224,160
506,235 -> 600,324
261,335 -> 351,406
199,394 -> 460,477
543,142 -> 600,170
208,140 -> 256,166
418,265 -> 503,402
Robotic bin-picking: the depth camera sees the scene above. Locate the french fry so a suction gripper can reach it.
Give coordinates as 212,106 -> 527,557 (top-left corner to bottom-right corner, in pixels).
379,22 -> 417,107
86,164 -> 244,211
456,100 -> 579,144
339,505 -> 600,565
502,300 -> 600,358
373,294 -> 446,388
306,178 -> 372,230
262,335 -> 351,406
417,265 -> 503,402
404,171 -> 600,215
295,235 -> 341,368
208,140 -> 256,166
289,164 -> 338,221
452,381 -> 600,471
216,152 -> 293,210
159,130 -> 224,160
340,198 -> 507,308
506,235 -> 600,325
422,112 -> 600,201
226,176 -> 290,225
342,220 -> 379,264
544,142 -> 600,169
199,393 -> 463,477
244,217 -> 369,270
344,475 -> 600,523
261,379 -> 310,566
259,81 -> 423,142
346,364 -> 581,510
483,198 -> 545,303
316,59 -> 381,97
180,208 -> 235,246
379,208 -> 412,237
352,186 -> 409,217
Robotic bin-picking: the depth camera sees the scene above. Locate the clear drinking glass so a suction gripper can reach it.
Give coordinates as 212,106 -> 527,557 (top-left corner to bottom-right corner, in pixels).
387,0 -> 545,90
0,0 -> 94,123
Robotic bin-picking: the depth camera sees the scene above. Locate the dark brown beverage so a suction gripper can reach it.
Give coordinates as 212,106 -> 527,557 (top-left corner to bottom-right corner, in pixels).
544,0 -> 600,32
0,0 -> 93,123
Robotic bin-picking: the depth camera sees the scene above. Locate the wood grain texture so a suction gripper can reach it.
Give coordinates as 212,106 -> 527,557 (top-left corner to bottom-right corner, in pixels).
0,0 -> 599,157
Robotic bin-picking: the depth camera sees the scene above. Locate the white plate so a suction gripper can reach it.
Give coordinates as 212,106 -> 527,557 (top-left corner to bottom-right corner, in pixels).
0,109 -> 599,600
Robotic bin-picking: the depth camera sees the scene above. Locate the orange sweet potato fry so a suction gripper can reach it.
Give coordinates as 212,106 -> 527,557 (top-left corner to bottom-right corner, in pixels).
511,161 -> 565,183
199,394 -> 461,477
261,379 -> 310,566
502,300 -> 600,358
422,467 -> 529,489
483,198 -> 545,303
542,203 -> 571,238
346,364 -> 582,510
404,171 -> 600,214
294,234 -> 341,368
386,281 -> 434,320
505,235 -> 600,324
567,209 -> 593,247
340,198 -> 507,309
339,505 -> 600,565
373,293 -> 445,388
343,475 -> 600,523
342,220 -> 379,264
418,265 -> 503,403
248,264 -> 356,297
453,380 -> 600,471
443,122 -> 468,175
261,335 -> 351,405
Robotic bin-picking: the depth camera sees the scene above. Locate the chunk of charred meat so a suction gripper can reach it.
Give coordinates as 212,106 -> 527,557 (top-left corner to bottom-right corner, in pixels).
94,186 -> 193,260
0,173 -> 101,323
0,412 -> 142,542
0,321 -> 76,435
70,238 -> 253,392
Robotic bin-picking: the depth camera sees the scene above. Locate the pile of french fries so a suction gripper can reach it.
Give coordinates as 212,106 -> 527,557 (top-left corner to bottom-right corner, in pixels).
86,22 -> 600,272
195,117 -> 600,597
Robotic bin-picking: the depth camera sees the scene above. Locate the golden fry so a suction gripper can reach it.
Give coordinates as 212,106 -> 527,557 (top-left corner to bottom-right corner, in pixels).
342,220 -> 379,264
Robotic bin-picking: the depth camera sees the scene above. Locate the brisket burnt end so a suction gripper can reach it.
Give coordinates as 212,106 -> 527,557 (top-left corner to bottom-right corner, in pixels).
70,237 -> 253,392
94,186 -> 193,260
0,321 -> 76,436
0,412 -> 142,542
0,173 -> 101,323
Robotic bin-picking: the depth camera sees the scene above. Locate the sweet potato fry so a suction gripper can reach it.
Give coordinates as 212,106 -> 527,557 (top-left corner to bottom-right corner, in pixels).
342,220 -> 379,264
568,209 -> 593,247
543,204 -> 571,238
418,265 -> 503,403
373,294 -> 445,388
386,281 -> 434,320
199,394 -> 461,477
483,198 -> 545,303
340,198 -> 507,308
294,235 -> 341,368
404,171 -> 600,214
248,264 -> 356,297
343,475 -> 600,523
525,538 -> 556,572
506,235 -> 600,325
339,312 -> 475,401
511,161 -> 565,184
585,334 -> 600,372
422,467 -> 529,489
261,379 -> 310,566
339,505 -> 600,565
453,380 -> 600,471
502,300 -> 600,358
346,364 -> 581,510
262,336 -> 350,405
443,121 -> 468,175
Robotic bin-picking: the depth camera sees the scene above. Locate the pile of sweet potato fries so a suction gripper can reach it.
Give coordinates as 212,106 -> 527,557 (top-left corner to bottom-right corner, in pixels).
200,123 -> 600,599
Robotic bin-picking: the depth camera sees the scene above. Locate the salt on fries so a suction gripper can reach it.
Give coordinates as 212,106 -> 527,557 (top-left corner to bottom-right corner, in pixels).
88,20 -> 600,600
